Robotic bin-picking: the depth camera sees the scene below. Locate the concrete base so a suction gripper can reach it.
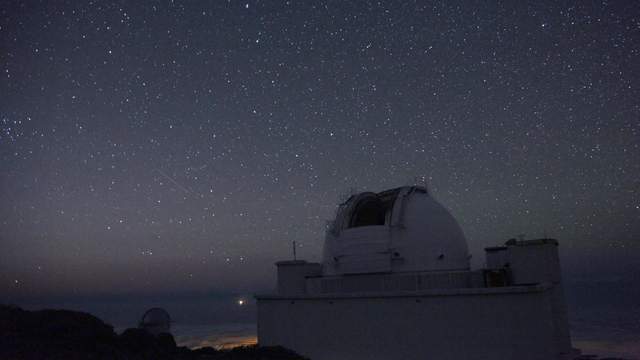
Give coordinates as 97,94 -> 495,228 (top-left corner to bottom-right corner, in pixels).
257,285 -> 565,360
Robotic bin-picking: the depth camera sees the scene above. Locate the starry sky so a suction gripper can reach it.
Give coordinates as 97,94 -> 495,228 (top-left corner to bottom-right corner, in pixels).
1,1 -> 639,303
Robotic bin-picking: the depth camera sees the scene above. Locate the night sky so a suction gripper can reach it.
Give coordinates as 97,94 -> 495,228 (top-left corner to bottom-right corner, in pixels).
1,0 -> 639,306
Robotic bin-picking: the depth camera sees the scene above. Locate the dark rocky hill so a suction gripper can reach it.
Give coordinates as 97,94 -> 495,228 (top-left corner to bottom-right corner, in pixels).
0,305 -> 307,360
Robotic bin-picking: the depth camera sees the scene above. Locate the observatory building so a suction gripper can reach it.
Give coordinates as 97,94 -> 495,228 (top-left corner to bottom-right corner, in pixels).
256,186 -> 577,360
138,308 -> 171,336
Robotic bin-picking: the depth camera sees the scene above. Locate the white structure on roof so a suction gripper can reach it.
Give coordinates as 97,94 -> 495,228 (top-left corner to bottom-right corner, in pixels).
256,186 -> 578,360
323,186 -> 470,275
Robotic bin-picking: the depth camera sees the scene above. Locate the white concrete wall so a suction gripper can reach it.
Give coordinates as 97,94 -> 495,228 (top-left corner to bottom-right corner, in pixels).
258,287 -> 558,360
506,241 -> 572,357
507,242 -> 561,285
276,261 -> 322,295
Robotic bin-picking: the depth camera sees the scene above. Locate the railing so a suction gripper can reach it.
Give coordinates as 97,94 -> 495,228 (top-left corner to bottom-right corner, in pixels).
306,270 -> 486,295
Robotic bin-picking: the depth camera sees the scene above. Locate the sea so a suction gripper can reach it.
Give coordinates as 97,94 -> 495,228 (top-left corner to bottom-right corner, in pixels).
564,279 -> 640,359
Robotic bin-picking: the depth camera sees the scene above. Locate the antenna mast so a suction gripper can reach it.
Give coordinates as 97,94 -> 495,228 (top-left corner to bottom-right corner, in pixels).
292,240 -> 297,261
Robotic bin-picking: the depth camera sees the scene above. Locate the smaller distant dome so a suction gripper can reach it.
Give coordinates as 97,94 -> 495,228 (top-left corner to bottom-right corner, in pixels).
139,308 -> 171,336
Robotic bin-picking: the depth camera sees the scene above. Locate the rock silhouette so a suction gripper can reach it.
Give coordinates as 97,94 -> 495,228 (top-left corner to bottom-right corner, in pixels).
0,305 -> 306,359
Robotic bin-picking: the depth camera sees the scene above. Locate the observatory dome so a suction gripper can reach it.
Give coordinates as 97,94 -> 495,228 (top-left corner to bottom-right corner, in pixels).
322,186 -> 470,275
139,308 -> 171,336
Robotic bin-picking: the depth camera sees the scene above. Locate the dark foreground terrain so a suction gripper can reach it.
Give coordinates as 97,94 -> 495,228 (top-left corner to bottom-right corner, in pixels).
2,304 -> 634,360
0,305 -> 307,359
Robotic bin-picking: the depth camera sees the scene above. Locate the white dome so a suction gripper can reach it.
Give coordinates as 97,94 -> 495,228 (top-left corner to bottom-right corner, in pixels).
139,308 -> 171,335
322,186 -> 470,275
